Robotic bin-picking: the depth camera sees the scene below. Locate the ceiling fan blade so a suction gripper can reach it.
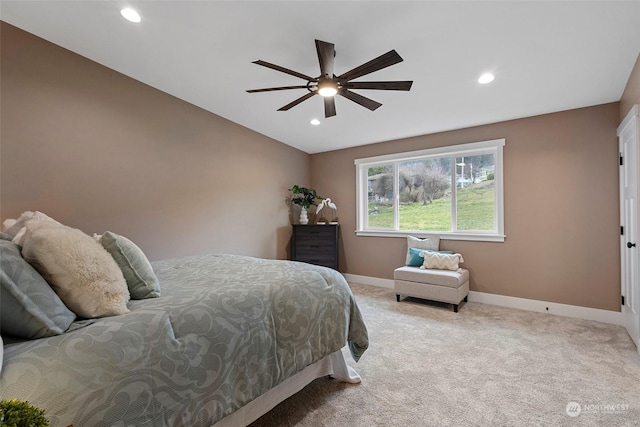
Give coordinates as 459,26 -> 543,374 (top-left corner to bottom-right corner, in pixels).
339,89 -> 382,111
315,39 -> 335,77
324,96 -> 336,118
246,85 -> 309,93
252,60 -> 315,82
345,81 -> 413,91
337,50 -> 404,81
278,91 -> 317,111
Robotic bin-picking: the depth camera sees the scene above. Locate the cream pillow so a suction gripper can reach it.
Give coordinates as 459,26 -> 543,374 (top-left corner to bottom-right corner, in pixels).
420,251 -> 464,272
3,219 -> 17,231
4,211 -> 61,246
406,235 -> 440,264
21,221 -> 130,318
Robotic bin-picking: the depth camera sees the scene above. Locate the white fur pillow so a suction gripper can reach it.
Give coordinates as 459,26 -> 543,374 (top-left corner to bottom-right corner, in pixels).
21,221 -> 130,318
406,235 -> 440,264
420,251 -> 464,272
4,211 -> 61,246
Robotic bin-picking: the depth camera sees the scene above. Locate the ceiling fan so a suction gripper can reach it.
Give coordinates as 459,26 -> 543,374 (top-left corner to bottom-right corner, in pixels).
246,40 -> 413,118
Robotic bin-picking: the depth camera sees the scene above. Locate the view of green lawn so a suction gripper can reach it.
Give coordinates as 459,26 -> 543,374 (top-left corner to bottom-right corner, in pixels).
368,181 -> 495,231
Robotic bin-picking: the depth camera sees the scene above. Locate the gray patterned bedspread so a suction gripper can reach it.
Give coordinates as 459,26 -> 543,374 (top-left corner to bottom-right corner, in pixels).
0,254 -> 369,426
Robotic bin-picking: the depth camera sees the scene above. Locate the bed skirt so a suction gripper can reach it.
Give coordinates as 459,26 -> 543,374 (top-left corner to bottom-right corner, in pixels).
213,349 -> 360,426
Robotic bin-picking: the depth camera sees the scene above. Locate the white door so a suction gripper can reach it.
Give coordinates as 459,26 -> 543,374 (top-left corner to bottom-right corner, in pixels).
619,104 -> 640,353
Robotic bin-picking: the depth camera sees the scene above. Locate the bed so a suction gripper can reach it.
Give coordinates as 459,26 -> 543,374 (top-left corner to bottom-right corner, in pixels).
0,249 -> 369,426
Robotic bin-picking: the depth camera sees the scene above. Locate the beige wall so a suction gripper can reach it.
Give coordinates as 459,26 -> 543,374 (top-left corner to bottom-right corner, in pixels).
0,23 -> 628,312
620,53 -> 640,120
0,23 -> 309,261
311,103 -> 621,311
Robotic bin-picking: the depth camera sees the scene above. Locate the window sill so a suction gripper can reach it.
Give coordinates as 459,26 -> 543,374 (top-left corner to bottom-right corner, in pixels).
354,230 -> 505,242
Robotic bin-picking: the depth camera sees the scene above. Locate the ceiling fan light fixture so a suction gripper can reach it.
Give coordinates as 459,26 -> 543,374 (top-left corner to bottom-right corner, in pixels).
317,79 -> 338,97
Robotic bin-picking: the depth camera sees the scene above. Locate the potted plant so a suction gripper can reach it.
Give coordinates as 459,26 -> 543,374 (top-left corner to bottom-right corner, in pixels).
0,399 -> 50,427
289,185 -> 323,224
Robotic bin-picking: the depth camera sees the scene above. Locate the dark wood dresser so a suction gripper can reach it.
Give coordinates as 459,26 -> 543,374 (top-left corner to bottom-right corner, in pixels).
291,224 -> 339,270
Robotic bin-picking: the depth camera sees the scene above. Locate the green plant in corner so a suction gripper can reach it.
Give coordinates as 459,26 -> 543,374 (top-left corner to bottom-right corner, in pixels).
0,399 -> 50,427
289,185 -> 323,209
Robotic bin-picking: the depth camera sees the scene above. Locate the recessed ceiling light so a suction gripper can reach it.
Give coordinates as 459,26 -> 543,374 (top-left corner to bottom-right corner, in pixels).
310,119 -> 321,126
478,73 -> 495,84
120,8 -> 141,23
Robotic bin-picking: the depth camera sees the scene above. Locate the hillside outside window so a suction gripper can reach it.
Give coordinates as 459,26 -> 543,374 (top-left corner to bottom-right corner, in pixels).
355,139 -> 505,242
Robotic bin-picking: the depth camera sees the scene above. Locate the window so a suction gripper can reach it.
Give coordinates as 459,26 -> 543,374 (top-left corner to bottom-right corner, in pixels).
355,139 -> 505,242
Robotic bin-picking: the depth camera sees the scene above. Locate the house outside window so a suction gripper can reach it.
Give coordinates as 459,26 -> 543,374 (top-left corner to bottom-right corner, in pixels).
355,139 -> 505,242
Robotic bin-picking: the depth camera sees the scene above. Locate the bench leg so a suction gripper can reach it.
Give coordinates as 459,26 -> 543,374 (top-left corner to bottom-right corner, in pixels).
396,294 -> 400,302
464,296 -> 468,302
453,304 -> 459,313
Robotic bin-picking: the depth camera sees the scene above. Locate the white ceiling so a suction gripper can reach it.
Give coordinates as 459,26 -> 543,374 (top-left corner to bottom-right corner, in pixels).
2,1 -> 640,154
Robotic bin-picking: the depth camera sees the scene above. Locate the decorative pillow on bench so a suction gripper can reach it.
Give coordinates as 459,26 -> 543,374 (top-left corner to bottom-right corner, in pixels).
419,251 -> 464,272
405,235 -> 440,265
407,247 -> 453,267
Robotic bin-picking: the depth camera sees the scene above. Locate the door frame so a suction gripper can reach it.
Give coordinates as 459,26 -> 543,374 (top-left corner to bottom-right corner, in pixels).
618,103 -> 640,353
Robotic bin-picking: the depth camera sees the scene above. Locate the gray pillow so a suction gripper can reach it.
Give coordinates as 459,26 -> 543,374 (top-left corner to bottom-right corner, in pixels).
0,239 -> 76,339
99,231 -> 160,299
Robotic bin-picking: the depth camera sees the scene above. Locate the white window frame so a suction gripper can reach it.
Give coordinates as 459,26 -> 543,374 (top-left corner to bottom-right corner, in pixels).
355,138 -> 505,242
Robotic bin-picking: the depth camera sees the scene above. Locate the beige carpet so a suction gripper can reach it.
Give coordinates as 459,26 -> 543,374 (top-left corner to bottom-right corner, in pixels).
250,283 -> 640,427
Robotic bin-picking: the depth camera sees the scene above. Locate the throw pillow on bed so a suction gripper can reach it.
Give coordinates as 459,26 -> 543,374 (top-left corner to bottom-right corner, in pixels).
420,251 -> 464,272
99,231 -> 161,299
405,235 -> 440,264
1,238 -> 76,339
21,221 -> 130,318
3,211 -> 61,246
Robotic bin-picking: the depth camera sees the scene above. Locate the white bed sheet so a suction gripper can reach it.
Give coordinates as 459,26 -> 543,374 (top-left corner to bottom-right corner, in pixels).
213,349 -> 360,426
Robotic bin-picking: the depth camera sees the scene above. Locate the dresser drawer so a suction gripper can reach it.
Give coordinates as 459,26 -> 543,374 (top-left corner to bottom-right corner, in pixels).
293,254 -> 336,268
294,247 -> 335,257
293,237 -> 335,250
293,228 -> 335,241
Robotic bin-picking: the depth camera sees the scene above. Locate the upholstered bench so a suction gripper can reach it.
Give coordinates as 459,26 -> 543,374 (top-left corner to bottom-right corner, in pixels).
394,266 -> 469,312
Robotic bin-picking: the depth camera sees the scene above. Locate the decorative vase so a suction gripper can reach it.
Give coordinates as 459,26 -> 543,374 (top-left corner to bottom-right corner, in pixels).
299,207 -> 309,225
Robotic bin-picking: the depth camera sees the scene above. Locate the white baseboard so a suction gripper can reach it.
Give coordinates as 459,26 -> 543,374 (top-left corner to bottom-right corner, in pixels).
344,274 -> 622,326
344,273 -> 394,289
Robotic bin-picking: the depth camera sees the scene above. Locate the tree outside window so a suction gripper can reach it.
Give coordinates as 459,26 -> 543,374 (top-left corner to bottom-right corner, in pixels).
356,139 -> 504,242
